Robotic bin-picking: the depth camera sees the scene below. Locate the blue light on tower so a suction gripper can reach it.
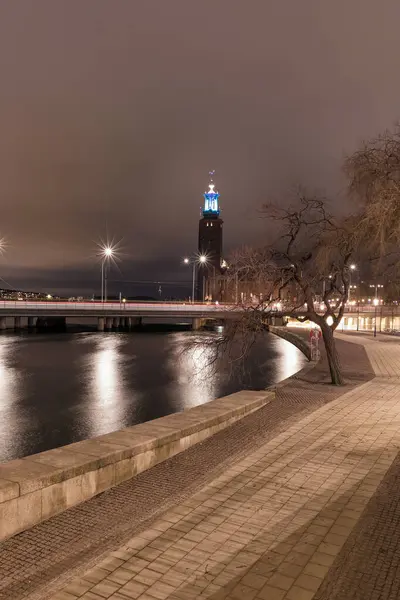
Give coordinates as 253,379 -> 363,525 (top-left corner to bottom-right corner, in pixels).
203,171 -> 220,217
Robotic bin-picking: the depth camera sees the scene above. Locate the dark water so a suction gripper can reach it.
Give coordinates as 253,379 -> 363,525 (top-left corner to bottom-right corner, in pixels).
0,330 -> 307,462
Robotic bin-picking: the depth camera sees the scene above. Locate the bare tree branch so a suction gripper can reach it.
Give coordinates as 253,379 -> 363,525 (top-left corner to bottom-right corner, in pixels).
219,192 -> 358,385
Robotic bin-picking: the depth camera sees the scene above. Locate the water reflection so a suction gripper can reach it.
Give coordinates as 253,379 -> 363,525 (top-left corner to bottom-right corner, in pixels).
0,331 -> 307,461
168,333 -> 220,409
83,335 -> 132,438
0,339 -> 20,406
0,338 -> 24,460
276,336 -> 305,381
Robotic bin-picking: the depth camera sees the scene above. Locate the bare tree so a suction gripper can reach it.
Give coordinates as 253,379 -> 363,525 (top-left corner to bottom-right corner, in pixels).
224,193 -> 356,385
345,126 -> 400,270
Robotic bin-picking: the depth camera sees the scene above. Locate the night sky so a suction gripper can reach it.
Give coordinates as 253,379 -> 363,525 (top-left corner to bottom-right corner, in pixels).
1,1 -> 400,297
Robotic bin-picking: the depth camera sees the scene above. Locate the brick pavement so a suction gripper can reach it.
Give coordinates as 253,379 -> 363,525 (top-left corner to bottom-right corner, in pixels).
27,333 -> 400,600
338,331 -> 400,377
0,338 -> 372,600
43,334 -> 400,600
314,332 -> 400,600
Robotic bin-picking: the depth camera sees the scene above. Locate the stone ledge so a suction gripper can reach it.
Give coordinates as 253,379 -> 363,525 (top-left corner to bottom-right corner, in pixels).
268,325 -> 312,360
0,389 -> 274,541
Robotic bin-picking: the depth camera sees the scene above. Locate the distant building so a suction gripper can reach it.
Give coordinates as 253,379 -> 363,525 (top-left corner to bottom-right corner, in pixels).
196,173 -> 224,300
0,288 -> 53,301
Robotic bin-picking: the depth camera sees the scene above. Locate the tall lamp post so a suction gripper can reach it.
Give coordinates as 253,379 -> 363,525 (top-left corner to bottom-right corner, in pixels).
370,283 -> 384,300
0,238 -> 6,302
348,264 -> 357,302
101,246 -> 113,303
183,255 -> 207,302
373,297 -> 379,337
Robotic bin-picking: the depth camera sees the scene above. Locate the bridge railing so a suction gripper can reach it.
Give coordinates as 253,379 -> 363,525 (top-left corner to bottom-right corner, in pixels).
0,301 -> 240,312
0,300 -> 398,315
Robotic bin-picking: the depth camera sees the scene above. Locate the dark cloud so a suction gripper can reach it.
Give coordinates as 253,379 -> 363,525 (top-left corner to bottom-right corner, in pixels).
1,0 -> 400,294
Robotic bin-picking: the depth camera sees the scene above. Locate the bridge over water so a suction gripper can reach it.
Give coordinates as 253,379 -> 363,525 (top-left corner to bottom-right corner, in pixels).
0,300 -> 244,331
0,300 -> 398,332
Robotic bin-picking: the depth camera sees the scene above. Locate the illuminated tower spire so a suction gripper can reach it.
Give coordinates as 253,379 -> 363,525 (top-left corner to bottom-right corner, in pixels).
196,171 -> 224,300
203,170 -> 220,217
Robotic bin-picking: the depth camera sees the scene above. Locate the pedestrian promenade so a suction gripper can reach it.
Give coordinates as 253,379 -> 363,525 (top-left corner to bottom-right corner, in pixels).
47,333 -> 400,600
338,331 -> 400,378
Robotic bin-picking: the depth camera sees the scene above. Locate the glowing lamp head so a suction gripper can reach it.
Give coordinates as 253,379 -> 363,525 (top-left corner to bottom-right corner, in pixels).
199,255 -> 207,264
104,247 -> 113,258
350,264 -> 356,270
183,257 -> 190,264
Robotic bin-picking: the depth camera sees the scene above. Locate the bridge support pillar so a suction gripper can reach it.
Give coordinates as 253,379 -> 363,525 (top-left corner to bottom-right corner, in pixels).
28,317 -> 36,329
130,317 -> 142,328
192,318 -> 203,330
126,317 -> 132,329
14,316 -> 22,329
97,317 -> 105,332
0,317 -> 6,331
113,317 -> 120,329
105,317 -> 113,331
120,317 -> 127,328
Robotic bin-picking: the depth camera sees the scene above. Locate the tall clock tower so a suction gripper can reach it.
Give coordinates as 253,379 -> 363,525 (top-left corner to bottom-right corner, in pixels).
196,173 -> 223,300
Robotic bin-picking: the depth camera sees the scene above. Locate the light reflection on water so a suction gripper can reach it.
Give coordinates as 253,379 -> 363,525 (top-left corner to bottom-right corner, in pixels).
167,333 -> 220,409
0,331 -> 307,462
276,337 -> 304,381
84,336 -> 130,438
0,339 -> 25,460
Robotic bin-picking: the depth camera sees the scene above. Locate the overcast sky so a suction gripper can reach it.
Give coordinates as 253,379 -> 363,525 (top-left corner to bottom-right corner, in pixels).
0,1 -> 399,296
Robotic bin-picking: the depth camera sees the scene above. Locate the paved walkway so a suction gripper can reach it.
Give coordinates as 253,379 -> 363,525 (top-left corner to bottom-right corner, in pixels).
314,333 -> 400,600
41,333 -> 400,600
338,331 -> 400,377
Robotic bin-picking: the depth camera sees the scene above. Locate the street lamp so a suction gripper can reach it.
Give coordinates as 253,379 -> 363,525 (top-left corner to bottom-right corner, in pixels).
348,264 -> 357,301
183,254 -> 207,302
370,283 -> 383,303
373,297 -> 379,337
101,246 -> 114,302
0,238 -> 7,301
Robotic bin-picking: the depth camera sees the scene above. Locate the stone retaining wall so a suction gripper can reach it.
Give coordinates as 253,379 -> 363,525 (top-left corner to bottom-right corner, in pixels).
0,389 -> 274,541
268,325 -> 312,360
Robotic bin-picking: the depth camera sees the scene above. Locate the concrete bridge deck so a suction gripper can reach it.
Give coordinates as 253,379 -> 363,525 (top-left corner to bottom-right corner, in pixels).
0,299 -> 398,315
0,301 -> 241,319
0,300 -> 398,332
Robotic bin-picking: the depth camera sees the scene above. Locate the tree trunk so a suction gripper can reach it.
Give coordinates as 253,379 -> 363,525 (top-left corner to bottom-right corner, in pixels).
321,324 -> 344,385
